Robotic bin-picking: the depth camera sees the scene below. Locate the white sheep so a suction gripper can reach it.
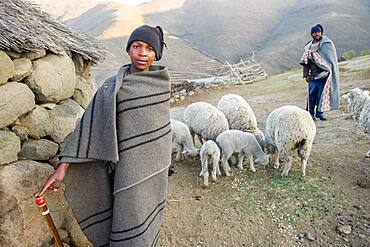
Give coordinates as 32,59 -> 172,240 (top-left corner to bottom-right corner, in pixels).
216,130 -> 269,177
217,94 -> 265,150
183,102 -> 229,144
342,88 -> 370,122
170,119 -> 198,161
342,88 -> 370,157
265,105 -> 316,177
199,140 -> 221,187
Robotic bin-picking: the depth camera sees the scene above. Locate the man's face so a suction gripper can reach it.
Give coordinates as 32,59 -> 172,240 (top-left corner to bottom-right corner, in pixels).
128,41 -> 156,72
311,31 -> 322,41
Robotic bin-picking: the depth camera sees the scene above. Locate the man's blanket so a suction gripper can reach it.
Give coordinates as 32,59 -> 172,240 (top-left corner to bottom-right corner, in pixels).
59,65 -> 172,246
300,35 -> 340,111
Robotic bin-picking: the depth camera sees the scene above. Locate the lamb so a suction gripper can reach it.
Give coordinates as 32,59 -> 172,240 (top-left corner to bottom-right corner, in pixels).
265,105 -> 316,177
199,140 -> 221,187
170,119 -> 198,161
216,130 -> 269,177
183,102 -> 229,144
342,88 -> 370,157
217,94 -> 265,150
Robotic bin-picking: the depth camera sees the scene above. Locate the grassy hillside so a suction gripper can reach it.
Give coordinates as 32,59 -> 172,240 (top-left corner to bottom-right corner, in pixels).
30,0 -> 370,77
148,0 -> 370,74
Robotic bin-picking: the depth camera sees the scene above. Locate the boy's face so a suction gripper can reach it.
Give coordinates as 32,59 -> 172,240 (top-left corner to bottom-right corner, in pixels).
128,41 -> 156,72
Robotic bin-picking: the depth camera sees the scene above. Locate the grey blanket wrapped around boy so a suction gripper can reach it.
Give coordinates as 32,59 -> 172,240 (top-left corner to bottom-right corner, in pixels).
60,64 -> 172,247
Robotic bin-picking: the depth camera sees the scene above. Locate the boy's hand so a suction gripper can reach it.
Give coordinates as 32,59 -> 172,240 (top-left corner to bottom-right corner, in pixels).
305,76 -> 311,83
36,163 -> 69,197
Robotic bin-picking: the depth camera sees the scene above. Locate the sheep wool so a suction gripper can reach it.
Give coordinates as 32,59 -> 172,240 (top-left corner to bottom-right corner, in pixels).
265,105 -> 316,177
199,140 -> 221,187
217,94 -> 265,149
183,102 -> 229,143
170,119 -> 198,161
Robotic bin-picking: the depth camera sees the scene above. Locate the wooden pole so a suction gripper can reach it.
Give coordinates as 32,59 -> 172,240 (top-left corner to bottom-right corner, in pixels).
35,196 -> 63,247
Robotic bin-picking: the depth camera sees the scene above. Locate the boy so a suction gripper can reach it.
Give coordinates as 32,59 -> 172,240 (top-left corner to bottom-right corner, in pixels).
37,25 -> 171,247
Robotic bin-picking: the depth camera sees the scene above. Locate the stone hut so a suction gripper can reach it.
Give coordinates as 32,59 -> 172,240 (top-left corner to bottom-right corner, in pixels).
0,1 -> 106,246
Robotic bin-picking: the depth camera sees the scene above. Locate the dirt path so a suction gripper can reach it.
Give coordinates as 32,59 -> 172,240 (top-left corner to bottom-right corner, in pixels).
160,56 -> 370,247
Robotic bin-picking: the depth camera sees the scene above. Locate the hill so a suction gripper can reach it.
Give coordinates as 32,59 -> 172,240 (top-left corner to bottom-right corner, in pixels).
30,0 -> 370,78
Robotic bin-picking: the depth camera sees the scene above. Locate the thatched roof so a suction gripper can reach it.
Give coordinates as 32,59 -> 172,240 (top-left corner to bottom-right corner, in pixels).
0,0 -> 106,64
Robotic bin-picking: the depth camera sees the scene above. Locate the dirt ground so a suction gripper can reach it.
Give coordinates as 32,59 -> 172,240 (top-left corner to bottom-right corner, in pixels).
159,56 -> 370,247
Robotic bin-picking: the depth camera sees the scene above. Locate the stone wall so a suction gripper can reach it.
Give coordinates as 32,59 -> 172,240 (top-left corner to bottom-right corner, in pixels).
170,79 -> 228,104
0,49 -> 93,246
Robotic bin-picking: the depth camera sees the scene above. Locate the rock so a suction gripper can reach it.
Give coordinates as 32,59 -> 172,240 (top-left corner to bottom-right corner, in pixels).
0,82 -> 35,128
179,89 -> 187,95
337,225 -> 352,235
19,105 -> 53,139
73,76 -> 93,109
0,161 -> 69,247
358,234 -> 367,240
72,53 -> 93,81
357,177 -> 370,188
11,125 -> 29,142
5,50 -> 21,59
9,118 -> 21,127
188,91 -> 195,96
57,228 -> 70,243
0,51 -> 15,85
12,58 -> 32,81
49,99 -> 84,143
0,130 -> 21,165
41,103 -> 57,110
306,232 -> 315,241
180,96 -> 186,101
62,208 -> 92,247
19,139 -> 59,161
48,156 -> 61,168
25,54 -> 76,103
21,48 -> 46,60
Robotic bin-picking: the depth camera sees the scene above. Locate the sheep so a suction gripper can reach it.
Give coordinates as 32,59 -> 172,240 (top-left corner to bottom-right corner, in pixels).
183,102 -> 229,144
170,119 -> 198,161
342,88 -> 370,122
342,88 -> 370,158
216,130 -> 269,177
217,94 -> 265,150
199,140 -> 221,187
265,105 -> 316,177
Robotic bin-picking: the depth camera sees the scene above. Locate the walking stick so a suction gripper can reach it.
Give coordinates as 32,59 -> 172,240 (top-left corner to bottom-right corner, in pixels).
307,82 -> 311,115
35,196 -> 63,247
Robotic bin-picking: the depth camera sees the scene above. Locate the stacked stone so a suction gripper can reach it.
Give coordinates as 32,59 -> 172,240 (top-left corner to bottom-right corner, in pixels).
0,49 -> 93,246
170,79 -> 229,103
0,49 -> 95,165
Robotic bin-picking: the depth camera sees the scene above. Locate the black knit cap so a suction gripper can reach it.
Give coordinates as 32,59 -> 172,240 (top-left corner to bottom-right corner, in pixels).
126,25 -> 166,61
311,24 -> 323,34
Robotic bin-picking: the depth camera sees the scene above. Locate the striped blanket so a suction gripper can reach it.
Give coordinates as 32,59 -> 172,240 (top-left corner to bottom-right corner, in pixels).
300,35 -> 340,111
60,65 -> 172,246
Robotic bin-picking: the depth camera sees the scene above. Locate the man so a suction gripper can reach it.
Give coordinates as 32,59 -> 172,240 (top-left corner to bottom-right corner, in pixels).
300,24 -> 340,120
